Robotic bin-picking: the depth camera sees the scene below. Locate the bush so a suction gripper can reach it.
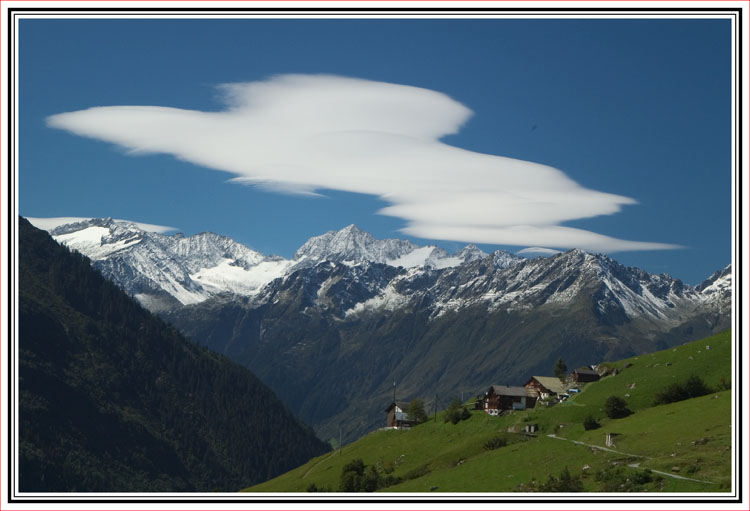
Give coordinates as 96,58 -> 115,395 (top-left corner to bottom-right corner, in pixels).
484,436 -> 507,450
403,464 -> 430,480
683,375 -> 712,397
654,375 -> 713,405
341,458 -> 365,476
443,398 -> 470,425
538,467 -> 583,492
717,376 -> 731,391
407,398 -> 428,424
306,482 -> 331,492
338,458 -> 403,492
339,458 -> 365,492
339,470 -> 363,492
595,466 -> 651,492
583,415 -> 600,430
361,466 -> 380,492
604,396 -> 632,419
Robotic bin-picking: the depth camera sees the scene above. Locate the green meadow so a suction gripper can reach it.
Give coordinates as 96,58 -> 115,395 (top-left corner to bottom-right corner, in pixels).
246,330 -> 732,493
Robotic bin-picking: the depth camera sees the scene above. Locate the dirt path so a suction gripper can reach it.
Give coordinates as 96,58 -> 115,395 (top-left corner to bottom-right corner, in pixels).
546,434 -> 716,484
546,434 -> 646,458
302,451 -> 338,479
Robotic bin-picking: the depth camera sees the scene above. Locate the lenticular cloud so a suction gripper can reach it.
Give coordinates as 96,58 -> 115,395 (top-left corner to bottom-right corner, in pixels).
47,74 -> 678,253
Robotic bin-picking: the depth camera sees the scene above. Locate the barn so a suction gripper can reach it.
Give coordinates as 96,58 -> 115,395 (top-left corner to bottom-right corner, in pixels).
523,376 -> 566,399
481,385 -> 537,412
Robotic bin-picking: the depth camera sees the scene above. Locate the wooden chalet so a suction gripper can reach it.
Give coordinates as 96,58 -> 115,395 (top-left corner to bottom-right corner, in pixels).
523,376 -> 566,399
384,401 -> 416,429
481,385 -> 537,412
573,368 -> 601,383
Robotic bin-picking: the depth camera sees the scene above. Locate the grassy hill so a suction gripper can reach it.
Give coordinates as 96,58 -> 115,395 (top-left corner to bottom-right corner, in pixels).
246,330 -> 732,493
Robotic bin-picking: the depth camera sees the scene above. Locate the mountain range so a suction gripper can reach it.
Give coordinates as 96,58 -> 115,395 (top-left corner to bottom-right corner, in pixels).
34,218 -> 490,311
29,217 -> 732,442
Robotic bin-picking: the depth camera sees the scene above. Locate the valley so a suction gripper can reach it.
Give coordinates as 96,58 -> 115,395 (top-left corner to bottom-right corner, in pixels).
28,218 -> 731,443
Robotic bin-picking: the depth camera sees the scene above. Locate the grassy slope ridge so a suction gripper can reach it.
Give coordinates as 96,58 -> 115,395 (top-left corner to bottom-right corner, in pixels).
247,330 -> 732,493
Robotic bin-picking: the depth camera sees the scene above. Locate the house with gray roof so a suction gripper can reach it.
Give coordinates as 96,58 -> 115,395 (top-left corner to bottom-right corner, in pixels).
480,384 -> 537,413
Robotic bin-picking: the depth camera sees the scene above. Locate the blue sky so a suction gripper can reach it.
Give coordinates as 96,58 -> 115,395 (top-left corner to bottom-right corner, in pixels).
19,17 -> 731,284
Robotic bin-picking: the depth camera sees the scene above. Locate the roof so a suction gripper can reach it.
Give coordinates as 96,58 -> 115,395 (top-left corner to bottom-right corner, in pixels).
574,368 -> 599,376
490,385 -> 531,397
525,376 -> 566,394
384,401 -> 411,413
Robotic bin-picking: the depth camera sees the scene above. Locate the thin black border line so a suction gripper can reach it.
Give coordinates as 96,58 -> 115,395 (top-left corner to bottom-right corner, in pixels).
736,3 -> 743,501
5,6 -> 744,506
5,6 -> 746,12
7,4 -> 15,504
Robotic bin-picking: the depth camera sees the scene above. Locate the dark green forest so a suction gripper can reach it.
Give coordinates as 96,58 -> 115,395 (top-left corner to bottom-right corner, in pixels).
18,217 -> 329,492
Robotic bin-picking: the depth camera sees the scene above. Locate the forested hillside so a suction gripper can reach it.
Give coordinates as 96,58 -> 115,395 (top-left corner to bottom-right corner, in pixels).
18,217 -> 329,492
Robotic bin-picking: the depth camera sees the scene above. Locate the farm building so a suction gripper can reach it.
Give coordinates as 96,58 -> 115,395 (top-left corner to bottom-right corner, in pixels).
384,401 -> 416,429
573,368 -> 601,383
480,385 -> 537,412
523,376 -> 566,399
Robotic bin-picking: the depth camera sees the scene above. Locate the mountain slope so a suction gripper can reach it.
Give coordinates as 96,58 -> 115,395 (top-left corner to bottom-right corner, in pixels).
18,217 -> 329,492
29,218 -> 731,444
165,253 -> 729,443
247,331 -> 732,493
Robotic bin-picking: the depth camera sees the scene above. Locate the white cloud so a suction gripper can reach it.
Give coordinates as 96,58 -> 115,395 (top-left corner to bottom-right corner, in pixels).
26,217 -> 178,233
46,74 -> 680,253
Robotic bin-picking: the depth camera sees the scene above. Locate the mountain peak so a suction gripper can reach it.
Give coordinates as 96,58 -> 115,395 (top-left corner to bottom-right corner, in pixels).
455,244 -> 488,263
340,223 -> 363,233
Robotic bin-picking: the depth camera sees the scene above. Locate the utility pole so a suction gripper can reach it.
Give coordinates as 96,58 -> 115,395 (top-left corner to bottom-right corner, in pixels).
392,381 -> 396,405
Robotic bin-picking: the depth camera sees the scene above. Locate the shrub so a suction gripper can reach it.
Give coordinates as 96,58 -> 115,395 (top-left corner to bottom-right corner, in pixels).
338,458 -> 403,492
306,482 -> 331,492
604,396 -> 632,419
538,467 -> 583,492
361,466 -> 380,492
407,398 -> 428,424
444,398 -> 462,424
403,464 -> 430,480
683,374 -> 712,397
654,375 -> 712,405
341,458 -> 365,476
583,415 -> 600,430
717,376 -> 731,391
595,466 -> 651,492
444,399 -> 470,424
339,458 -> 365,492
484,436 -> 507,450
339,470 -> 363,492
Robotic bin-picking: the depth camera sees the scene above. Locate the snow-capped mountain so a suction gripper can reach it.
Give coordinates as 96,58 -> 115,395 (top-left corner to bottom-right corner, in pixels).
164,244 -> 731,442
292,224 -> 488,270
28,218 -> 495,311
36,218 -> 291,310
342,248 -> 728,327
26,216 -> 732,442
